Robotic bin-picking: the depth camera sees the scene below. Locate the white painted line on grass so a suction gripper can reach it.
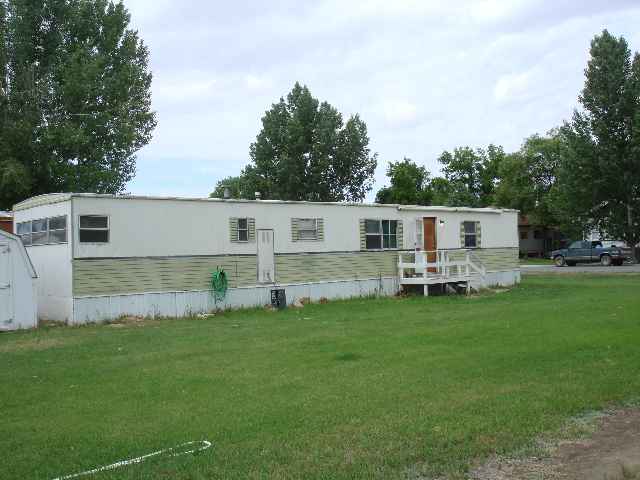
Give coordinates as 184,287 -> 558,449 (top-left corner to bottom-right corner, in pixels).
51,440 -> 212,480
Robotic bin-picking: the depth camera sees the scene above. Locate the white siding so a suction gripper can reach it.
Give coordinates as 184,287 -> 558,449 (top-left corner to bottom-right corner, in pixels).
12,200 -> 73,322
398,210 -> 518,250
0,231 -> 37,330
71,196 -> 517,258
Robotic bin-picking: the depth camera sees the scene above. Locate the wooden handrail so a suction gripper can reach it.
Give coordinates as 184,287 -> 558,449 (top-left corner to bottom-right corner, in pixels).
398,249 -> 486,280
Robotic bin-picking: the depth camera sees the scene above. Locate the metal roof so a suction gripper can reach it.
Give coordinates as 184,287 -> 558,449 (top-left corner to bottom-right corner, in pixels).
13,192 -> 518,214
0,229 -> 38,278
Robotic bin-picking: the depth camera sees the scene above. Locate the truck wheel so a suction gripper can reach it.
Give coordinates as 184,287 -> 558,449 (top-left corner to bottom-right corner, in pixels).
554,255 -> 566,267
600,254 -> 612,266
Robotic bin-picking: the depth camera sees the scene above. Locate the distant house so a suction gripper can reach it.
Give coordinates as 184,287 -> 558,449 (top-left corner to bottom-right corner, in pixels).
518,215 -> 566,257
0,211 -> 13,234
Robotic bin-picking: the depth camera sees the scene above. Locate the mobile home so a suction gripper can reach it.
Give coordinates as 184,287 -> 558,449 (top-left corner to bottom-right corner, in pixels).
13,193 -> 520,324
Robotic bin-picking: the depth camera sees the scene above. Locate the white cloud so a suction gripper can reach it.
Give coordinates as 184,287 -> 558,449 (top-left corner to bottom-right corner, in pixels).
493,71 -> 532,103
122,0 -> 640,198
381,100 -> 418,127
153,72 -> 218,104
466,0 -> 527,23
245,74 -> 272,92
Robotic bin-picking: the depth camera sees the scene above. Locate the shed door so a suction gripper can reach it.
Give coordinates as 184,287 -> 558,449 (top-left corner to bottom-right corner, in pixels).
0,243 -> 13,325
257,229 -> 275,284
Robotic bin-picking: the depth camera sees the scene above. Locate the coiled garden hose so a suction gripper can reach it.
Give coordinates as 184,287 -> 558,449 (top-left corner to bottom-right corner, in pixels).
211,268 -> 228,303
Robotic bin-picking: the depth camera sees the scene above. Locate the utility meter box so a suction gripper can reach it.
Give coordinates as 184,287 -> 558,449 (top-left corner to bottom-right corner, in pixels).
270,289 -> 286,309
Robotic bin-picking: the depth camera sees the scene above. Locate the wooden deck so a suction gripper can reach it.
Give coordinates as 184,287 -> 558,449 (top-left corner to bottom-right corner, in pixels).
398,249 -> 486,295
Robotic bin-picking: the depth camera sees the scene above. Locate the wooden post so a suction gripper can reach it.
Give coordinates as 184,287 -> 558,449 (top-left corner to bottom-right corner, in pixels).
465,250 -> 471,295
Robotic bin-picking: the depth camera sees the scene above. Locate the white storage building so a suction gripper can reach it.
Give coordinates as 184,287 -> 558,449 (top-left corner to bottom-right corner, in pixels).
0,229 -> 38,330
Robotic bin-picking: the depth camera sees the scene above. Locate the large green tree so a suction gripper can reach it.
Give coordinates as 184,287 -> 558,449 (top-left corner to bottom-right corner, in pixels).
559,30 -> 640,245
495,130 -> 563,227
211,83 -> 377,202
375,158 -> 433,205
0,0 -> 156,210
436,144 -> 505,207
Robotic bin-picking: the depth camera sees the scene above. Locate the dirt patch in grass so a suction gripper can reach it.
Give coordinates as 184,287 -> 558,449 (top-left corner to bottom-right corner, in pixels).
470,408 -> 640,480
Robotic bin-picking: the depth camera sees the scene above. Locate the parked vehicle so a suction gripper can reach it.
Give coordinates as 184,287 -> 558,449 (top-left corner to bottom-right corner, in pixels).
551,240 -> 632,267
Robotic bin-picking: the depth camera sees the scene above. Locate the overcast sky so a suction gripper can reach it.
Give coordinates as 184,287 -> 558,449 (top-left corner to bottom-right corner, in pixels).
124,0 -> 640,200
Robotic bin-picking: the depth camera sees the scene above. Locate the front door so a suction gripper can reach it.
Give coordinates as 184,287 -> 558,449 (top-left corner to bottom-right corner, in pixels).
0,243 -> 13,326
423,217 -> 437,272
257,229 -> 275,283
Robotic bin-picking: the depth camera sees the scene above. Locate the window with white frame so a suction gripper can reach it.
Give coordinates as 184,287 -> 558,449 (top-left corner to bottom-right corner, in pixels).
17,221 -> 32,246
16,216 -> 67,246
463,221 -> 478,248
237,218 -> 249,242
415,218 -> 423,249
79,215 -> 109,243
48,216 -> 67,243
296,218 -> 319,241
31,218 -> 48,245
365,219 -> 398,249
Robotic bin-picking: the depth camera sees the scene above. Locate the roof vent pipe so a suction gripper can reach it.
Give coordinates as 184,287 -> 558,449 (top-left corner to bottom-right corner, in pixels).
255,192 -> 261,200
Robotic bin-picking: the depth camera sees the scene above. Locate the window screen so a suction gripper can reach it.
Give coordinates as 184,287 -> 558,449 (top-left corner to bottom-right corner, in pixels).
15,216 -> 68,246
297,218 -> 318,240
365,219 -> 398,250
237,218 -> 249,242
48,216 -> 67,243
31,219 -> 48,245
463,221 -> 477,248
79,215 -> 109,243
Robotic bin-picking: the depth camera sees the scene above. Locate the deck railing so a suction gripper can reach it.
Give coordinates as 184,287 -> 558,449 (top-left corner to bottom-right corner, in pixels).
398,249 -> 486,292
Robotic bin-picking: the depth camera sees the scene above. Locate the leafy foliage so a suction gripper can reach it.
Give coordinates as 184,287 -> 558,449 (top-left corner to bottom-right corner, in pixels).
375,158 -> 432,205
0,0 -> 156,210
495,131 -> 563,228
211,83 -> 377,202
436,144 -> 505,207
375,146 -> 505,207
559,30 -> 640,246
210,174 -> 260,200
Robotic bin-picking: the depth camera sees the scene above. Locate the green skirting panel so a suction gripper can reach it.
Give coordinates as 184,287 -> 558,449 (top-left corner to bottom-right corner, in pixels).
73,256 -> 258,296
72,248 -> 519,296
274,251 -> 399,284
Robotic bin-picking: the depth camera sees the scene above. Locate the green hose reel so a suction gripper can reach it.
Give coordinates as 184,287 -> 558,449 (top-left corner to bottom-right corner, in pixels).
210,268 -> 228,303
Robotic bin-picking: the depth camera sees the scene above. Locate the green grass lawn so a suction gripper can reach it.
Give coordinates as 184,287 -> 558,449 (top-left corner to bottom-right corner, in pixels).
2,275 -> 640,480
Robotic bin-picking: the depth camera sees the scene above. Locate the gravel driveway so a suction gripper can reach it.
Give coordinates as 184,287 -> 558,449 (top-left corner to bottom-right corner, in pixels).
521,263 -> 640,274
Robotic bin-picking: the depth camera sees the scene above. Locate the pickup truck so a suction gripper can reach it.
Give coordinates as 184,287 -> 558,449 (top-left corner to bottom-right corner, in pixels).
551,240 -> 633,267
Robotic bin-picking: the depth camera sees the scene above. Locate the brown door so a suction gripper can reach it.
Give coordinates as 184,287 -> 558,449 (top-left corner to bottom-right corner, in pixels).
423,217 -> 437,272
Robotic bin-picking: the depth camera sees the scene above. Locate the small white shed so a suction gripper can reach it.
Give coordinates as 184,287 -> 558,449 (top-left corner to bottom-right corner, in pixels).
0,229 -> 38,330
